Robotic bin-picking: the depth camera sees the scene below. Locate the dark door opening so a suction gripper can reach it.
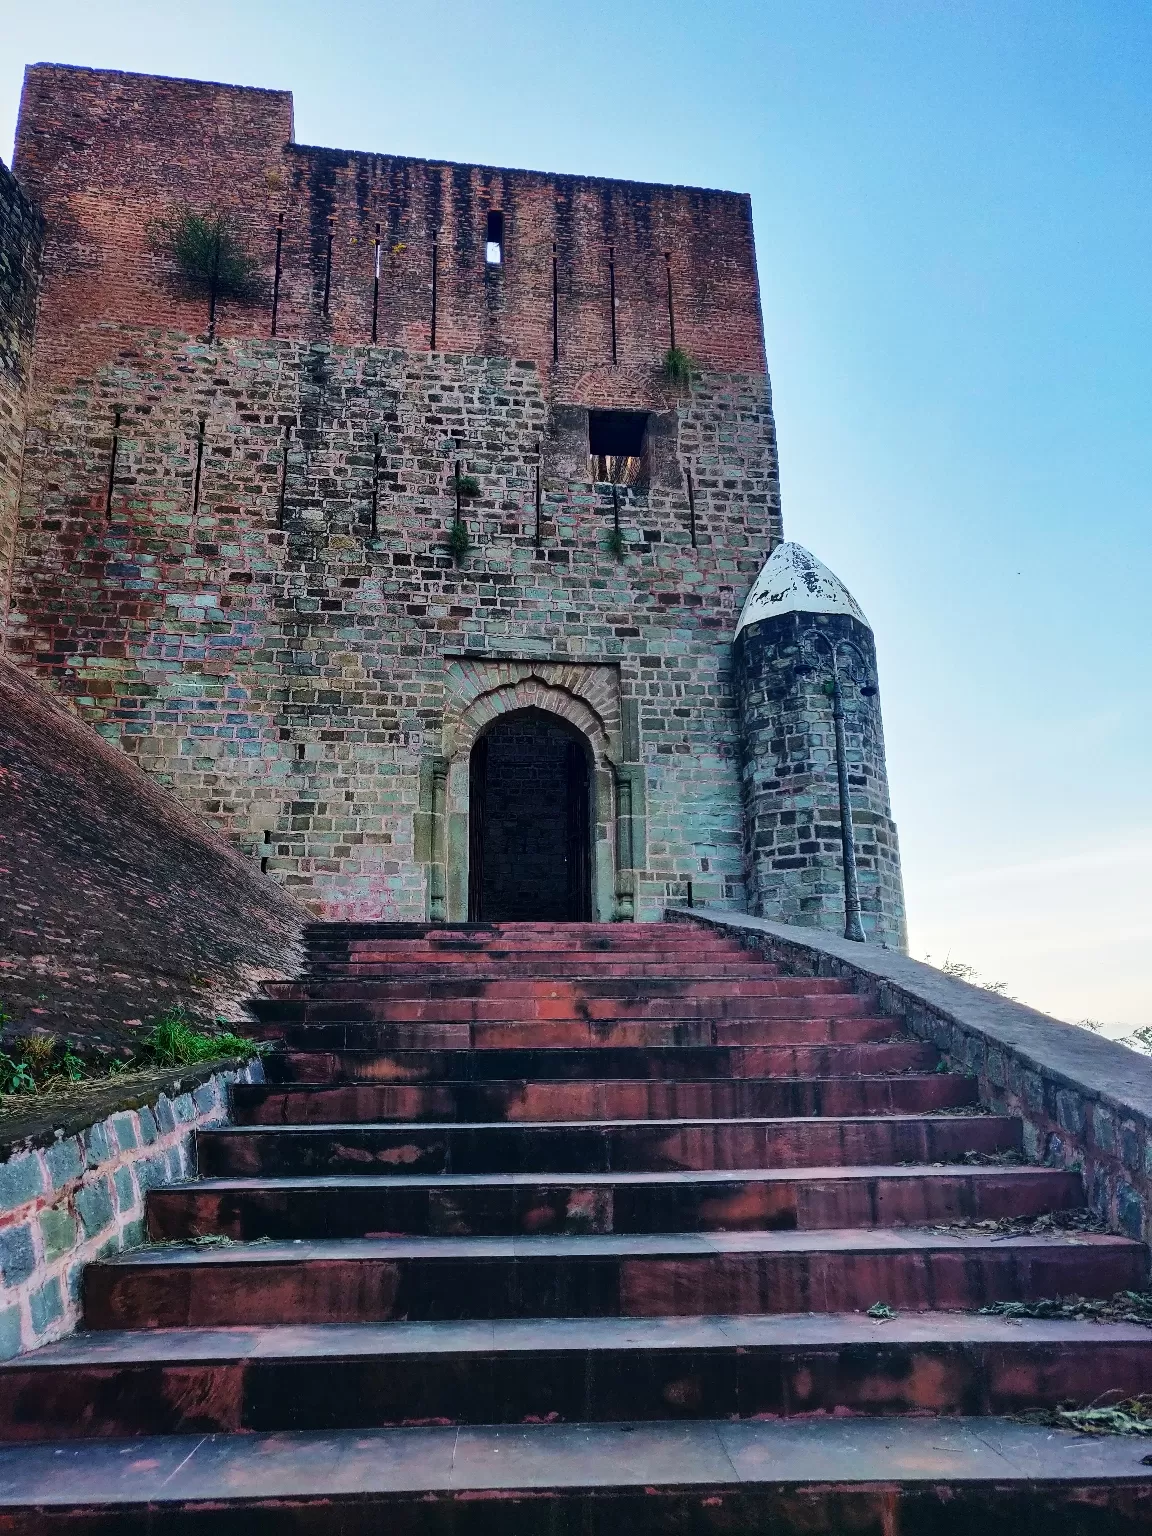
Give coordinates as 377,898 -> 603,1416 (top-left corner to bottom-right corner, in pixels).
468,710 -> 592,922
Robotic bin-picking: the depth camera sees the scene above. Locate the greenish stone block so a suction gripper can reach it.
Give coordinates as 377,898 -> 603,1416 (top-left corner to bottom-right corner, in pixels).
38,1205 -> 76,1263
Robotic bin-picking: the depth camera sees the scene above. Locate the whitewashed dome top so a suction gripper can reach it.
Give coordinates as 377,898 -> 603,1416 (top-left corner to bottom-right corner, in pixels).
734,542 -> 870,639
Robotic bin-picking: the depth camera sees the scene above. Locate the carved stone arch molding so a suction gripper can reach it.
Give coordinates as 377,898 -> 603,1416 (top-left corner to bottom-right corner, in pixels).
422,659 -> 644,923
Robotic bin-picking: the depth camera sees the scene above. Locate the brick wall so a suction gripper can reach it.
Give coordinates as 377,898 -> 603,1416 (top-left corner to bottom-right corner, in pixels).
0,657 -> 307,1050
0,158 -> 42,644
13,65 -> 764,394
0,1060 -> 261,1358
6,330 -> 779,920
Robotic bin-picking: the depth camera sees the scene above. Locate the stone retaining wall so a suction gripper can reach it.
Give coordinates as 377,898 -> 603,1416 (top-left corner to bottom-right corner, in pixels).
668,908 -> 1152,1256
0,1058 -> 261,1358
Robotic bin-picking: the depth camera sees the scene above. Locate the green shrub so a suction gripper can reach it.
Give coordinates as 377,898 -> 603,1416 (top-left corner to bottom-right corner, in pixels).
606,526 -> 627,561
662,346 -> 694,388
455,473 -> 481,499
149,207 -> 260,337
141,1008 -> 260,1068
448,520 -> 471,563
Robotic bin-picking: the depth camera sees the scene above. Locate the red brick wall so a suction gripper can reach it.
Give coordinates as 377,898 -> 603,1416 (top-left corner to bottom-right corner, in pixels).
0,657 -> 307,1051
0,158 -> 42,643
14,65 -> 765,394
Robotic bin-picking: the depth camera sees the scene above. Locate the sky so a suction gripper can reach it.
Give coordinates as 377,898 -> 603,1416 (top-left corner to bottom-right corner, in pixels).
2,1 -> 1149,1028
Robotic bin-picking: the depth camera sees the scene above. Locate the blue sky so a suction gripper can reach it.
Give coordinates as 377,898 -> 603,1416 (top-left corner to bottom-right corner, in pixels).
3,1 -> 1149,1025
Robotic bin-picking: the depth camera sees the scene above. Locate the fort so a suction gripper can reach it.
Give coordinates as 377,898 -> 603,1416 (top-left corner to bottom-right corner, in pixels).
1,61 -> 1150,1535
0,61 -> 903,942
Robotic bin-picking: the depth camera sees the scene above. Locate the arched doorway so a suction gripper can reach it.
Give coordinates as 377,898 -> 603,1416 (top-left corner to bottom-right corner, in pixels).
467,709 -> 593,922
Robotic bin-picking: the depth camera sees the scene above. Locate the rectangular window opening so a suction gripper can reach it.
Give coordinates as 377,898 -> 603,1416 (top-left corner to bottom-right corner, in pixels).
486,210 -> 504,266
588,409 -> 648,487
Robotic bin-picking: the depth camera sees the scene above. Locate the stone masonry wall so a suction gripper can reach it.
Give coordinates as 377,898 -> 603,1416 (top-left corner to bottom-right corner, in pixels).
0,158 -> 42,644
0,1059 -> 261,1359
734,611 -> 906,948
6,331 -> 779,920
13,65 -> 764,395
0,657 -> 307,1051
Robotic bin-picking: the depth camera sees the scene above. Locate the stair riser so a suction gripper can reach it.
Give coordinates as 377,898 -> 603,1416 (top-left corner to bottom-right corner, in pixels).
262,1042 -> 939,1084
83,1243 -> 1145,1328
197,1118 -> 1023,1177
253,1017 -> 897,1050
230,1076 -> 977,1124
2,1330 -> 1141,1440
262,979 -> 837,1002
146,1171 -> 1083,1240
249,995 -> 872,1024
2,1485 -> 1150,1536
301,963 -> 775,981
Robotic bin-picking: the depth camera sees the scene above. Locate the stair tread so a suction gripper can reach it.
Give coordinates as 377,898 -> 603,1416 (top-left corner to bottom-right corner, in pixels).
95,1227 -> 1140,1266
161,1164 -> 1067,1191
207,1111 -> 1000,1133
0,1417 -> 1144,1506
11,1309 -> 1152,1367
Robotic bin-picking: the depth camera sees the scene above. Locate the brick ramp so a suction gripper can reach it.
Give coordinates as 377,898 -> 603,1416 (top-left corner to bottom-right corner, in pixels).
1,920 -> 1150,1532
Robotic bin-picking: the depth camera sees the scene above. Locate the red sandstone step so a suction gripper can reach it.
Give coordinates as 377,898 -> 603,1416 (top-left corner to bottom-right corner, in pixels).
196,1113 -> 1022,1177
80,1229 -> 1146,1329
262,979 -> 842,1005
251,1015 -> 901,1050
300,959 -> 777,981
247,993 -> 875,1026
145,1165 -> 1084,1240
3,1312 -> 1149,1441
229,1073 -> 978,1125
2,1415 -> 1149,1533
262,1040 -> 940,1084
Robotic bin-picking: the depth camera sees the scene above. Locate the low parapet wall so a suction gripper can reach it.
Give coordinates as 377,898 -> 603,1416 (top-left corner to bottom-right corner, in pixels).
0,1058 -> 261,1357
667,907 -> 1152,1252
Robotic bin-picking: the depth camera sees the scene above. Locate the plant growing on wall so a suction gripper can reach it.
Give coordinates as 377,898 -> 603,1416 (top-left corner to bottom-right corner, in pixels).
448,519 -> 471,563
150,207 -> 260,339
606,525 -> 627,561
456,473 -> 481,499
662,346 -> 694,389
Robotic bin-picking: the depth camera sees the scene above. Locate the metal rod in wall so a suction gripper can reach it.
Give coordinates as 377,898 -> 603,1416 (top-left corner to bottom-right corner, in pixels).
612,481 -> 620,538
277,423 -> 291,527
535,441 -> 542,549
372,224 -> 381,343
665,253 -> 676,350
431,241 -> 439,349
455,458 -> 462,521
552,243 -> 559,362
191,416 -> 207,514
271,214 -> 284,337
371,431 -> 381,537
686,465 -> 697,549
104,409 -> 120,520
608,246 -> 617,363
322,217 -> 335,317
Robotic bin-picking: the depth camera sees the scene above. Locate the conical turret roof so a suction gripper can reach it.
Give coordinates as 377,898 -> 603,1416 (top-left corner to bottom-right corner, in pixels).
734,542 -> 870,639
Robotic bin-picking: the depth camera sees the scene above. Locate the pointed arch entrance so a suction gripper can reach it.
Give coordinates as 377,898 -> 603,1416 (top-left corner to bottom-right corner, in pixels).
467,709 -> 593,921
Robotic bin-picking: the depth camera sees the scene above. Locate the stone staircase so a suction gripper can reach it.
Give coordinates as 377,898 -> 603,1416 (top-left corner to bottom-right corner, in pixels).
1,920 -> 1151,1530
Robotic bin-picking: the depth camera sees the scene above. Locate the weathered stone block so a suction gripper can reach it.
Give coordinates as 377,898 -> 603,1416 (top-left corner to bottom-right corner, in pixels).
38,1205 -> 75,1263
0,1222 -> 36,1287
28,1276 -> 63,1336
74,1175 -> 115,1239
0,1154 -> 44,1214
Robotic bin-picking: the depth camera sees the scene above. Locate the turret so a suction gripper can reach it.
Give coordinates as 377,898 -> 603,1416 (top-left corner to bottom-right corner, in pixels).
733,542 -> 907,948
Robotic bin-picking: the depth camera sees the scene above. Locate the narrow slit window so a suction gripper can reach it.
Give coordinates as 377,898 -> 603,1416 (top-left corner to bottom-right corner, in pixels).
588,410 -> 648,487
486,210 -> 504,266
